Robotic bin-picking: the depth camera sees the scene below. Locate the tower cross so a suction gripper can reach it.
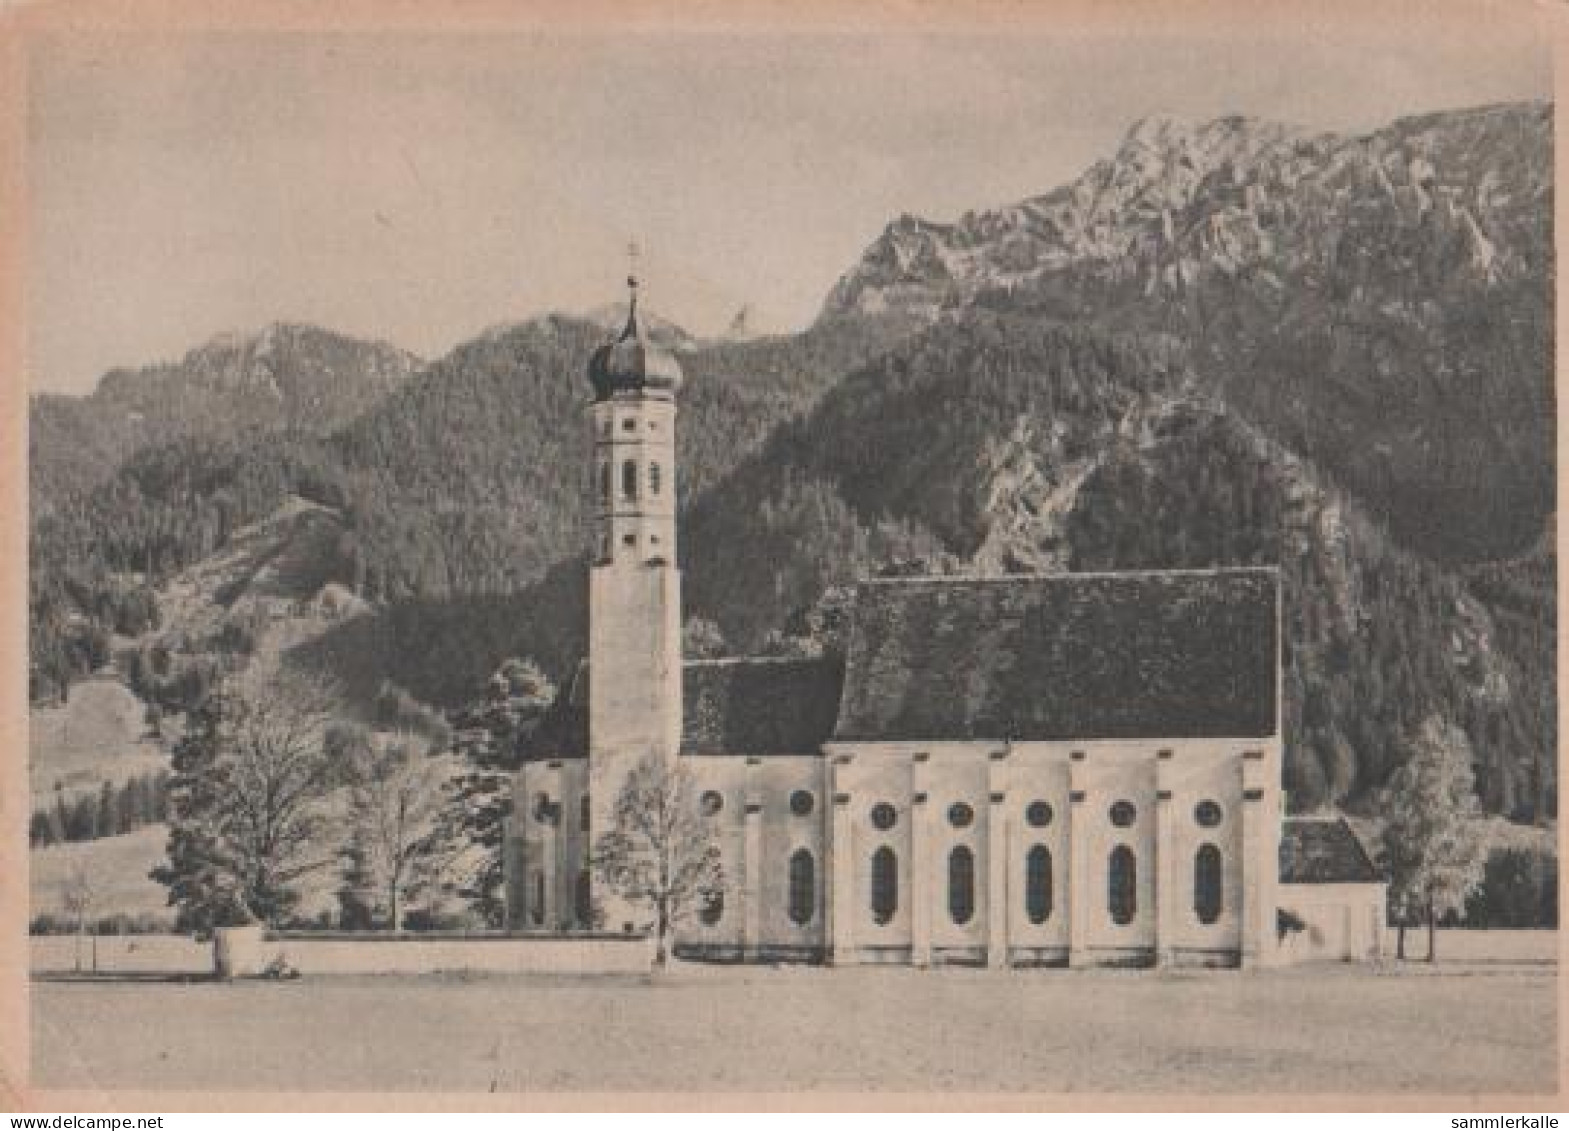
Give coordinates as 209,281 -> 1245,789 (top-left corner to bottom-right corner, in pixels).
626,240 -> 642,290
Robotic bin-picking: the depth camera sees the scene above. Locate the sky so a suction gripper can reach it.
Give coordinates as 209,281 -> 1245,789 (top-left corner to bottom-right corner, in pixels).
25,18 -> 1552,395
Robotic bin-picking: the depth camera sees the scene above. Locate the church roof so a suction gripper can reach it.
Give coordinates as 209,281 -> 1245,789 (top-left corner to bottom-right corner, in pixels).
831,568 -> 1279,743
586,278 -> 684,401
1279,817 -> 1383,884
523,655 -> 843,759
682,656 -> 845,756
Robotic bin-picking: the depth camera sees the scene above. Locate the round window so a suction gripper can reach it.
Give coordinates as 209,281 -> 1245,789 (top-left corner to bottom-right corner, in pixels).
870,802 -> 898,831
948,802 -> 974,829
1109,800 -> 1137,828
1195,800 -> 1223,828
700,790 -> 724,816
790,790 -> 815,817
1025,800 -> 1054,828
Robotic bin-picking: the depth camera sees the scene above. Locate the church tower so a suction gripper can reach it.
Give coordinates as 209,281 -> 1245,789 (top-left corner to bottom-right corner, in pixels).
585,273 -> 684,930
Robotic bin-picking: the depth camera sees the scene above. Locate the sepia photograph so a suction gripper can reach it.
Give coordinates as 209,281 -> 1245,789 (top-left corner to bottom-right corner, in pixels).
4,0 -> 1560,1108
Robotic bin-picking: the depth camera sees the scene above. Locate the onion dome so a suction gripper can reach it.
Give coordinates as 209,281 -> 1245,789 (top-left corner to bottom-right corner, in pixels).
587,276 -> 684,401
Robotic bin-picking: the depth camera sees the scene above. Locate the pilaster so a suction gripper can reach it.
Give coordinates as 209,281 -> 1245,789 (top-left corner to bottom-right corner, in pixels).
743,759 -> 764,958
1067,756 -> 1092,968
986,750 -> 1009,968
1155,749 -> 1177,966
910,755 -> 931,968
829,754 -> 856,965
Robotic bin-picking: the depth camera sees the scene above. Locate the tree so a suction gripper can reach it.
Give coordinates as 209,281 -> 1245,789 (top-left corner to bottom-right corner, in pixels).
152,673 -> 338,931
62,862 -> 95,972
1381,714 -> 1488,961
682,617 -> 728,660
591,753 -> 724,967
339,737 -> 455,930
443,658 -> 557,925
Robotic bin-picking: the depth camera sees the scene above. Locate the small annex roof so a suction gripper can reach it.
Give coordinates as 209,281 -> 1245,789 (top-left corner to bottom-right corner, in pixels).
523,655 -> 844,759
831,567 -> 1279,743
1279,817 -> 1383,884
681,656 -> 845,756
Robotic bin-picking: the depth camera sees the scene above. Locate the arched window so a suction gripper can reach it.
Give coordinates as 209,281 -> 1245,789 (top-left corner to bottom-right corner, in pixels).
622,460 -> 637,498
948,845 -> 975,925
1108,845 -> 1137,926
530,871 -> 545,926
699,888 -> 724,926
1194,843 -> 1224,925
1025,845 -> 1053,924
871,846 -> 898,925
650,462 -> 662,496
788,849 -> 815,925
575,870 -> 593,927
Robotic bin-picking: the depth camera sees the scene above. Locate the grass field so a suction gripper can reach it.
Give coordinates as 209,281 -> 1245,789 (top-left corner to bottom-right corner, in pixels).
31,826 -> 173,922
32,958 -> 1556,1095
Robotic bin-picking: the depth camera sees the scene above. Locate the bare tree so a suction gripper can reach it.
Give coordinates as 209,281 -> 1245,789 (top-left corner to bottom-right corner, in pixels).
341,735 -> 456,930
154,672 -> 339,930
591,753 -> 724,967
62,862 -> 95,973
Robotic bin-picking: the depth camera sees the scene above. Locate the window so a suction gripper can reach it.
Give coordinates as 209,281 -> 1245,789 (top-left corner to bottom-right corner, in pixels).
1195,800 -> 1224,828
1108,846 -> 1137,925
580,795 -> 591,832
870,802 -> 898,831
1026,801 -> 1053,828
788,849 -> 815,925
1194,844 -> 1223,925
1109,800 -> 1137,828
948,845 -> 975,925
530,871 -> 545,926
948,802 -> 974,829
789,790 -> 815,817
1026,845 -> 1053,924
598,534 -> 611,562
575,870 -> 593,927
533,793 -> 556,825
622,533 -> 636,549
700,790 -> 724,816
622,417 -> 636,432
650,462 -> 662,496
622,460 -> 637,498
871,846 -> 898,925
699,888 -> 724,926
599,462 -> 611,505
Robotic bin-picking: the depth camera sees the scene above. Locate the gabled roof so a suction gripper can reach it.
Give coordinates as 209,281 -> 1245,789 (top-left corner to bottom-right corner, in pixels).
832,568 -> 1278,743
524,655 -> 843,759
1280,817 -> 1383,884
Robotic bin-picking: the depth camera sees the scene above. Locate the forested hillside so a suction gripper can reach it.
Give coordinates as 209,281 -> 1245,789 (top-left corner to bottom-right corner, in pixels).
28,102 -> 1553,828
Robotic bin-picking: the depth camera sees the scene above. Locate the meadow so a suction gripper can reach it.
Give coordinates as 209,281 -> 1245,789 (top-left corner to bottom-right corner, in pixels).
31,939 -> 1557,1095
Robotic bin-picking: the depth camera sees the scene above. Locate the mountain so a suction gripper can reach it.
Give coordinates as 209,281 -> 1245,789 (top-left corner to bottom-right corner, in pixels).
577,304 -> 698,350
28,309 -> 919,700
679,311 -> 1553,819
821,103 -> 1554,564
30,323 -> 422,510
27,102 -> 1553,827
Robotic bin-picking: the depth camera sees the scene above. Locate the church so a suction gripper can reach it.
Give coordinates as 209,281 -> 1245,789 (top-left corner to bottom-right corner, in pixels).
502,278 -> 1385,969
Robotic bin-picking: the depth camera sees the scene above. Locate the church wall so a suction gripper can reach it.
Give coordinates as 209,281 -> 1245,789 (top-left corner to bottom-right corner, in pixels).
919,755 -> 992,963
822,738 -> 1275,968
511,759 -> 592,931
997,754 -> 1073,962
673,755 -> 827,961
752,758 -> 830,959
